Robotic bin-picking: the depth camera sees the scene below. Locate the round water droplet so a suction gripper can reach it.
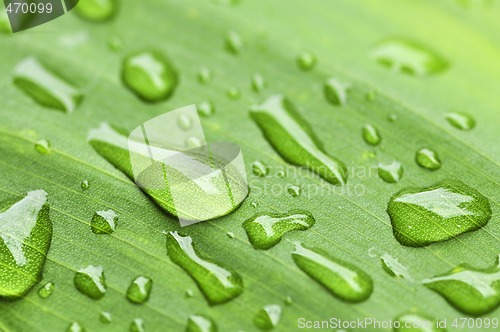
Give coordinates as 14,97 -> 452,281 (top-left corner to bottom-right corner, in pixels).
130,318 -> 145,332
197,101 -> 215,117
445,112 -> 475,131
227,87 -> 241,100
74,265 -> 107,299
81,180 -> 90,190
100,311 -> 112,324
225,31 -> 243,54
91,210 -> 117,234
324,78 -> 349,106
35,139 -> 51,154
253,304 -> 282,330
377,161 -> 403,183
251,73 -> 266,93
197,67 -> 213,84
38,281 -> 55,299
122,51 -> 178,103
252,161 -> 269,177
67,322 -> 84,332
186,314 -> 217,332
126,275 -> 152,304
415,148 -> 441,170
287,185 -> 302,197
296,51 -> 316,71
74,0 -> 117,22
178,114 -> 192,130
362,124 -> 381,146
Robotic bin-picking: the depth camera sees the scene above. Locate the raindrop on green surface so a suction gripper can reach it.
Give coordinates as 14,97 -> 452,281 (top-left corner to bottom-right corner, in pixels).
387,113 -> 398,122
130,318 -> 145,332
324,78 -> 350,106
185,289 -> 194,298
74,0 -> 117,22
250,95 -> 347,185
14,57 -> 83,113
415,148 -> 441,170
38,281 -> 55,299
445,112 -> 475,131
226,232 -> 235,239
126,275 -> 152,304
365,91 -> 376,101
81,180 -> 90,190
122,51 -> 178,103
253,304 -> 282,330
100,311 -> 112,324
226,87 -> 241,99
107,36 -> 123,52
381,254 -> 411,279
287,185 -> 302,197
243,211 -> 315,250
251,73 -> 266,93
296,51 -> 316,71
423,255 -> 500,316
91,210 -> 117,234
186,314 -> 217,332
35,139 -> 51,154
178,114 -> 192,130
198,67 -> 213,84
371,38 -> 448,76
387,180 -> 491,247
166,231 -> 244,305
250,202 -> 259,208
394,313 -> 444,332
362,124 -> 381,146
0,190 -> 52,299
292,242 -> 373,302
67,322 -> 84,332
284,296 -> 293,306
74,265 -> 107,299
252,161 -> 269,177
197,101 -> 215,117
378,161 -> 403,183
276,171 -> 286,178
225,31 -> 243,54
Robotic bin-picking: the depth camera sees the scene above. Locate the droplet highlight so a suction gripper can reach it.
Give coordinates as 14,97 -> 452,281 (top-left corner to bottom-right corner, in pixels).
252,161 -> 269,177
74,265 -> 107,299
38,281 -> 55,299
394,313 -> 444,332
130,318 -> 145,332
378,161 -> 403,183
362,124 -> 381,146
324,78 -> 349,106
35,139 -> 51,154
186,314 -> 217,332
446,112 -> 475,131
126,275 -> 152,304
197,101 -> 215,117
100,311 -> 112,324
74,0 -> 117,22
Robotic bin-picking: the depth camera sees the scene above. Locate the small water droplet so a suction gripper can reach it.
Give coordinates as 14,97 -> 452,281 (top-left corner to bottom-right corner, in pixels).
67,322 -> 84,332
276,171 -> 286,178
166,231 -> 244,305
185,289 -> 194,298
252,161 -> 269,177
186,314 -> 217,332
38,281 -> 55,299
371,38 -> 448,76
226,232 -> 235,239
0,10 -> 11,34
91,210 -> 117,234
324,78 -> 350,106
415,148 -> 441,170
14,57 -> 83,112
197,67 -> 213,84
0,190 -> 52,299
185,136 -> 203,148
81,180 -> 90,190
292,242 -> 373,302
365,91 -> 376,101
74,0 -> 117,22
227,87 -> 241,99
130,318 -> 145,332
251,73 -> 266,93
381,254 -> 411,279
74,265 -> 107,299
197,101 -> 215,117
126,276 -> 152,304
35,139 -> 51,154
243,212 -> 315,250
296,51 -> 316,71
178,114 -> 192,130
387,180 -> 492,247
378,161 -> 403,183
108,36 -> 123,52
287,185 -> 302,197
253,304 -> 282,330
394,313 -> 443,332
122,51 -> 178,103
225,31 -> 243,54
362,124 -> 381,146
250,202 -> 259,208
445,112 -> 475,131
284,296 -> 293,305
100,311 -> 112,324
387,113 -> 398,122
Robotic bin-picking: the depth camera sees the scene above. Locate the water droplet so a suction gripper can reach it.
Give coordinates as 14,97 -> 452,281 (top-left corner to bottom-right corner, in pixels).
371,38 -> 448,76
197,101 -> 215,117
225,31 -> 243,54
166,231 -> 244,305
253,304 -> 282,330
0,10 -> 11,34
250,202 -> 259,208
378,161 -> 403,183
381,254 -> 411,279
107,36 -> 123,52
178,114 -> 192,130
362,124 -> 381,146
35,139 -> 51,154
185,289 -> 194,298
252,161 -> 269,177
287,185 -> 302,197
394,313 -> 444,332
185,136 -> 203,148
445,112 -> 475,131
67,322 -> 84,332
74,265 -> 107,299
227,87 -> 241,99
244,212 -> 315,250
198,67 -> 213,84
250,95 -> 347,185
365,91 -> 376,101
74,0 -> 117,22
0,190 -> 52,299
284,296 -> 293,305
387,113 -> 398,122
38,281 -> 55,299
276,171 -> 286,178
130,318 -> 145,332
91,210 -> 117,235
226,232 -> 235,239
423,255 -> 500,316
296,51 -> 316,71
186,314 -> 217,332
387,180 -> 492,247
100,311 -> 112,324
415,148 -> 441,170
122,51 -> 178,103
324,78 -> 350,106
292,242 -> 373,302
251,73 -> 266,93
126,276 -> 152,304
81,180 -> 90,190
14,57 -> 83,112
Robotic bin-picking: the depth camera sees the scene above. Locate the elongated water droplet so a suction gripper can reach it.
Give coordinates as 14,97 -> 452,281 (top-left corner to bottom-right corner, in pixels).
178,114 -> 192,130
185,289 -> 194,298
126,276 -> 152,304
250,95 -> 347,185
362,124 -> 381,146
74,265 -> 107,299
445,112 -> 475,131
287,185 -> 302,197
378,161 -> 403,183
122,51 -> 178,103
225,31 -> 243,54
296,51 -> 316,71
197,101 -> 215,117
244,212 -> 315,250
387,180 -> 491,247
198,67 -> 213,84
284,296 -> 293,305
81,180 -> 90,190
423,255 -> 500,316
253,304 -> 282,330
324,78 -> 349,106
91,210 -> 117,234
74,0 -> 117,22
394,313 -> 444,332
67,322 -> 84,332
186,314 -> 217,332
251,73 -> 266,93
415,148 -> 441,170
226,232 -> 235,239
185,136 -> 202,148
371,38 -> 448,76
166,231 -> 244,305
292,242 -> 373,302
38,281 -> 55,299
130,318 -> 145,332
100,312 -> 112,324
35,139 -> 51,154
0,190 -> 52,299
381,254 -> 411,279
252,161 -> 268,177
14,58 -> 83,112
226,87 -> 241,99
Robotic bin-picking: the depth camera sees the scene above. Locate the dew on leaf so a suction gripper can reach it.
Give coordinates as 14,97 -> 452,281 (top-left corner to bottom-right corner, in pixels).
100,311 -> 112,324
74,0 -> 117,22
445,112 -> 475,131
276,171 -> 286,178
250,202 -> 259,208
38,281 -> 55,299
365,91 -> 376,101
186,314 -> 217,332
251,73 -> 266,93
227,87 -> 241,99
197,67 -> 213,84
287,185 -> 302,197
81,180 -> 90,190
387,113 -> 398,122
108,36 -> 124,52
253,304 -> 282,331
225,31 -> 243,54
377,161 -> 403,183
324,78 -> 350,106
381,254 -> 411,279
130,318 -> 145,332
91,210 -> 117,234
362,124 -> 381,146
35,139 -> 51,154
296,51 -> 316,71
394,313 -> 444,332
284,296 -> 293,306
126,275 -> 152,304
178,114 -> 192,130
74,265 -> 107,299
415,148 -> 441,170
67,322 -> 84,332
226,232 -> 235,239
185,289 -> 194,298
252,161 -> 269,177
197,101 -> 215,117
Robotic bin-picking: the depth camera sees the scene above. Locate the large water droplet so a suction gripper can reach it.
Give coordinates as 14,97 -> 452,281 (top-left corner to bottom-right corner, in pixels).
91,210 -> 117,234
394,313 -> 444,332
423,255 -> 500,316
122,51 -> 178,103
67,322 -> 84,332
378,161 -> 403,183
130,318 -> 145,332
186,314 -> 217,332
225,31 -> 243,54
415,148 -> 441,170
244,212 -> 315,250
0,190 -> 52,299
292,242 -> 373,302
381,254 -> 411,279
253,304 -> 282,330
250,95 -> 347,185
126,275 -> 152,304
166,231 -> 244,305
296,51 -> 316,71
371,38 -> 448,76
252,161 -> 269,177
74,0 -> 117,22
324,78 -> 349,106
74,265 -> 107,299
13,57 -> 83,112
387,180 -> 492,247
100,311 -> 112,324
38,281 -> 55,299
35,139 -> 51,154
445,112 -> 475,131
362,124 -> 381,146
